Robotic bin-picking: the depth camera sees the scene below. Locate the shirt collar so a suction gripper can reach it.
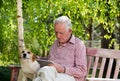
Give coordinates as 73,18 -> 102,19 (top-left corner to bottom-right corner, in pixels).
69,34 -> 75,44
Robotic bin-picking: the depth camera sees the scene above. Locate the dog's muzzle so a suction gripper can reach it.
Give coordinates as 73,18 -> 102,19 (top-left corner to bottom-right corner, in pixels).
23,53 -> 27,58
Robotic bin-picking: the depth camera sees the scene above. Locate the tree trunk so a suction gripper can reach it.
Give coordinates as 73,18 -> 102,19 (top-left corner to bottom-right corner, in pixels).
17,0 -> 25,54
87,18 -> 93,47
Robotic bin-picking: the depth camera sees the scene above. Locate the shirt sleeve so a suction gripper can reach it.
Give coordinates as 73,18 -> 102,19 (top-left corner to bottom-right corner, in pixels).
65,40 -> 87,78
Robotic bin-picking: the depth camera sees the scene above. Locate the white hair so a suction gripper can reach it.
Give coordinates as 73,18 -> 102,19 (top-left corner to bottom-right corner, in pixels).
53,16 -> 72,31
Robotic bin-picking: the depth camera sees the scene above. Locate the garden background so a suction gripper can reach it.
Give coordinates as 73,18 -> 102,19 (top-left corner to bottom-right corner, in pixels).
0,0 -> 119,81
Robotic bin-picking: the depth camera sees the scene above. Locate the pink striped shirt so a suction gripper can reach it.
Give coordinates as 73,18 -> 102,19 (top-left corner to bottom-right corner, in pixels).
49,35 -> 87,81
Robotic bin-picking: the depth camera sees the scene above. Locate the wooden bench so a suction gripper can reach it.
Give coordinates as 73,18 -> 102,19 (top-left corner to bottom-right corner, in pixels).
9,47 -> 120,81
86,47 -> 120,81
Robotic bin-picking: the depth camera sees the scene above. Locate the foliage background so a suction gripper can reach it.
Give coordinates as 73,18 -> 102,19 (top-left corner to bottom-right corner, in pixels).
0,0 -> 119,66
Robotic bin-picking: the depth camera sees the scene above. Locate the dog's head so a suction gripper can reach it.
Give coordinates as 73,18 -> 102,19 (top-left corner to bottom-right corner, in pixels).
20,49 -> 37,62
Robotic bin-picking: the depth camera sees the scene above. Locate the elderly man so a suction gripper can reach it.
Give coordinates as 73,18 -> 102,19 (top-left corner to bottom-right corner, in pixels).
34,16 -> 87,81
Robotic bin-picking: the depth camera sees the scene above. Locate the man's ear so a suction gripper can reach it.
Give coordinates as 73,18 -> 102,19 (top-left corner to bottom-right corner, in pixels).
69,29 -> 72,33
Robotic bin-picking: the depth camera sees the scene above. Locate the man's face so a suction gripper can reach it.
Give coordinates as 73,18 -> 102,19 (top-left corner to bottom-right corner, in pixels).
54,23 -> 72,44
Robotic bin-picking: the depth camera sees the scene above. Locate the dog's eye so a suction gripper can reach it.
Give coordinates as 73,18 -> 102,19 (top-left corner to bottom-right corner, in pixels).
22,51 -> 24,53
27,52 -> 30,54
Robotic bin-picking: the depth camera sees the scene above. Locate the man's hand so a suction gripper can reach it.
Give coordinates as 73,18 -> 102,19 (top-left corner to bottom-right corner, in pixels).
48,63 -> 65,73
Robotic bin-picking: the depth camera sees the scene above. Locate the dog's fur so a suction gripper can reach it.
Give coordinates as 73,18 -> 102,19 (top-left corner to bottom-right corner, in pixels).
20,49 -> 41,81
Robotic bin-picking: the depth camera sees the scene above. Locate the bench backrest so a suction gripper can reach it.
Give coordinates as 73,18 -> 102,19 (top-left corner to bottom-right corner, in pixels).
86,47 -> 120,79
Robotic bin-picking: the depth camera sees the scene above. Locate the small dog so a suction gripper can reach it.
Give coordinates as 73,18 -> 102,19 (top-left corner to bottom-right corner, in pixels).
20,49 -> 41,81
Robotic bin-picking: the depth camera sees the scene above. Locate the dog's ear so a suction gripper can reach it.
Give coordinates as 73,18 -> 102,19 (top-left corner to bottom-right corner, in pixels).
32,54 -> 37,62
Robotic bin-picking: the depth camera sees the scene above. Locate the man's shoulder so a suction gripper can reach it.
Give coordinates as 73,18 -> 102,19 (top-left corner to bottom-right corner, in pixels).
74,37 -> 85,46
75,37 -> 83,43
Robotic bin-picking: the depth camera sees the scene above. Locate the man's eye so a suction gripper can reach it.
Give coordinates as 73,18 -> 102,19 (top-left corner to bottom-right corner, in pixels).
55,32 -> 57,34
60,32 -> 63,34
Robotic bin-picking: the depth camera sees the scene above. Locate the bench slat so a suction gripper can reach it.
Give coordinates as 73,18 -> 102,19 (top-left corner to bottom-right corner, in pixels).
92,57 -> 99,77
106,58 -> 114,78
113,60 -> 120,79
98,57 -> 106,78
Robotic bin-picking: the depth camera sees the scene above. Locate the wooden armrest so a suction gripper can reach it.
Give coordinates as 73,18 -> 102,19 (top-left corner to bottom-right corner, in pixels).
8,65 -> 21,81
